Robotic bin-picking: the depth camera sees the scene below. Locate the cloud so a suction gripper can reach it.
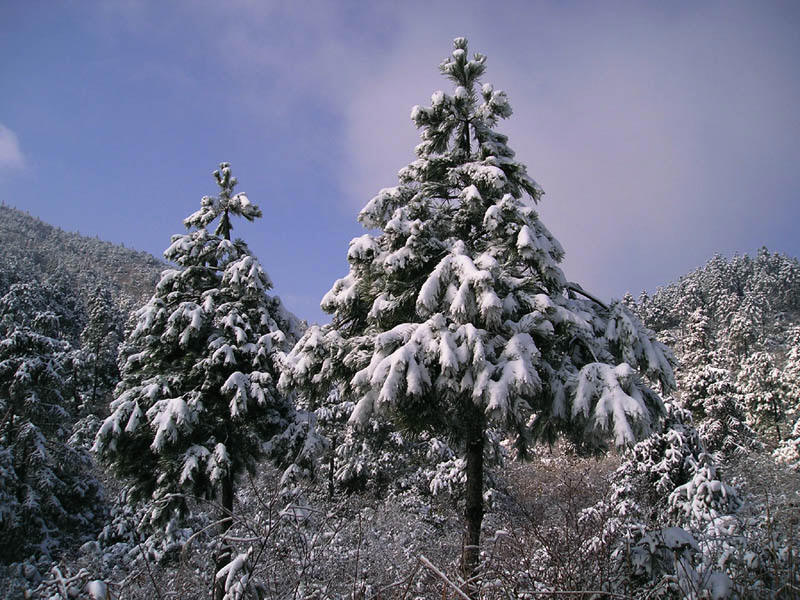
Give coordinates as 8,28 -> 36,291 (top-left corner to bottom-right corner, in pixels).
0,124 -> 25,170
83,0 -> 800,303
330,3 -> 800,299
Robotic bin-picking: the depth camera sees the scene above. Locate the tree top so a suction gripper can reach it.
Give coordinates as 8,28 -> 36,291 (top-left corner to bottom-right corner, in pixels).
183,163 -> 263,239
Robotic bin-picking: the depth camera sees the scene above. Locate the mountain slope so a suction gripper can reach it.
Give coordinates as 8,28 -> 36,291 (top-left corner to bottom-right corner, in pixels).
0,204 -> 164,309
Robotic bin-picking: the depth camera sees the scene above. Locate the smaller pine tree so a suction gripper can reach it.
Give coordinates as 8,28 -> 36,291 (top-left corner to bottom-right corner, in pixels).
584,402 -> 740,597
774,326 -> 800,468
79,285 -> 121,414
690,365 -> 760,462
93,164 -> 311,595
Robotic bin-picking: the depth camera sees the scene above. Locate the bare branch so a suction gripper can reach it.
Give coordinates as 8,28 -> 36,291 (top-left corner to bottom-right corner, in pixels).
417,555 -> 472,600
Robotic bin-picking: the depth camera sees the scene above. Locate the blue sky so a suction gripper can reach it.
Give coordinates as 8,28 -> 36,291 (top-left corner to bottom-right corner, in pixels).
2,1 -> 799,323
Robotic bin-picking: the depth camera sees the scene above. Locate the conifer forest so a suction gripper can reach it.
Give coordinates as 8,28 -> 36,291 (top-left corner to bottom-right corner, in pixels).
1,39 -> 799,600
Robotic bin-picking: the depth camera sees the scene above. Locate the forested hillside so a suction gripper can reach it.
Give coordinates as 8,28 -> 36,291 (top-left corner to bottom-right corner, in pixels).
628,249 -> 800,360
626,250 -> 800,461
0,204 -> 164,310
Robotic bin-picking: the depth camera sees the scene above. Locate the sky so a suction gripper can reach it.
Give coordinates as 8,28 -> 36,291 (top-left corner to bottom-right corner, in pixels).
1,1 -> 799,324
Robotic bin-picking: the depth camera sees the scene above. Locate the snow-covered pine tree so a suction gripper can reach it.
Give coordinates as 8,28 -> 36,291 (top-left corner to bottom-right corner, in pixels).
93,164 -> 306,595
0,282 -> 103,562
281,38 -> 675,582
737,351 -> 786,440
79,285 -> 121,414
677,307 -> 758,462
774,327 -> 800,467
774,419 -> 800,470
585,402 -> 740,597
686,365 -> 760,462
726,297 -> 765,360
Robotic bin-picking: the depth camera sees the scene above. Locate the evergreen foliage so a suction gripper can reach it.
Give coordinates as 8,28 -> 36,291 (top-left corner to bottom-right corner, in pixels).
281,38 -> 674,579
582,402 -> 741,597
775,326 -> 800,468
310,385 -> 488,499
78,285 -> 122,415
737,351 -> 787,440
0,282 -> 103,563
608,403 -> 740,527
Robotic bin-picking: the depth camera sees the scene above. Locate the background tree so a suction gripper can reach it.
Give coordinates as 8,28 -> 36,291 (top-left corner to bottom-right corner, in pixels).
774,326 -> 800,468
774,419 -> 800,469
79,284 -> 122,415
281,38 -> 674,584
93,164 -> 307,598
737,351 -> 786,440
677,307 -> 757,462
781,325 -> 800,416
0,282 -> 103,562
726,298 -> 764,360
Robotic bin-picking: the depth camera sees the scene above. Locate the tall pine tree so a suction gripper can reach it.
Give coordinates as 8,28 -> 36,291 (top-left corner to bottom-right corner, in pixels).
94,164 -> 306,595
281,38 -> 674,583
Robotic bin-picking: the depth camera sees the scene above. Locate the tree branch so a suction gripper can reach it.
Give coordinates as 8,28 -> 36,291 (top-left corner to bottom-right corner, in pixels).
417,555 -> 472,600
566,283 -> 608,310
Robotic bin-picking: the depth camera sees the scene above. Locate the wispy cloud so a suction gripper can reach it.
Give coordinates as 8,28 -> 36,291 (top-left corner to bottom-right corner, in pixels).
0,124 -> 25,170
66,0 -> 800,307
319,3 -> 800,298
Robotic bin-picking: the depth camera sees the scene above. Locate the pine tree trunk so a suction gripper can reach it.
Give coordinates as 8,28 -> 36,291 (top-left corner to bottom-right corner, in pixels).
460,407 -> 485,592
90,358 -> 99,411
213,472 -> 235,600
773,399 -> 783,441
328,435 -> 337,500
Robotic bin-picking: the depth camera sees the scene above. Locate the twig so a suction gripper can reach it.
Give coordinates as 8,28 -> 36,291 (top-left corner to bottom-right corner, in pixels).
137,543 -> 165,600
399,561 -> 422,600
353,513 -> 363,599
365,575 -> 412,600
50,566 -> 69,600
417,555 -> 472,600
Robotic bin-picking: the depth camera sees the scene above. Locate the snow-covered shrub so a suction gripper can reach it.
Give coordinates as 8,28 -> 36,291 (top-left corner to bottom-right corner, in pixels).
570,402 -> 743,597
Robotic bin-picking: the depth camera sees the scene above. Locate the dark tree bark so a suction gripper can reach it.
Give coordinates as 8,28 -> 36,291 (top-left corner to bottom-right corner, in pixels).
460,406 -> 485,590
328,435 -> 337,500
213,471 -> 235,600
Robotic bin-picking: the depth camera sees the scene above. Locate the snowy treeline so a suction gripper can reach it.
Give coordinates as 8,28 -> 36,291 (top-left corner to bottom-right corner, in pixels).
626,249 -> 800,467
1,39 -> 799,600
